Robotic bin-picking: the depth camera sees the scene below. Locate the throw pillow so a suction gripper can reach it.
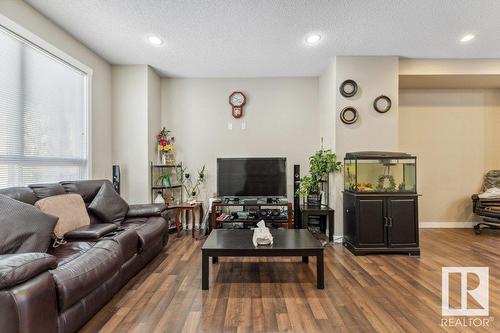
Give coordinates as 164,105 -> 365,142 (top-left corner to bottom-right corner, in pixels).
35,194 -> 90,239
88,182 -> 129,224
0,194 -> 58,254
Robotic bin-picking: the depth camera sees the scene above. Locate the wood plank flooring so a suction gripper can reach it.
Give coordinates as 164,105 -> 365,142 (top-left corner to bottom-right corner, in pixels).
81,229 -> 499,333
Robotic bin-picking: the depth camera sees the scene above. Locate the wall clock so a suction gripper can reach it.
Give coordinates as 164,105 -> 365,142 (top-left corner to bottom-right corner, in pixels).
229,91 -> 246,118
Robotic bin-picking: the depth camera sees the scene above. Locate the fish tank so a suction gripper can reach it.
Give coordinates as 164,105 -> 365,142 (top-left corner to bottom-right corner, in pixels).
344,151 -> 416,193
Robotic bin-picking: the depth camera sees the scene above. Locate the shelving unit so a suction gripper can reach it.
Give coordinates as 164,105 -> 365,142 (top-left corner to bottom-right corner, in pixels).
210,200 -> 293,232
150,162 -> 183,205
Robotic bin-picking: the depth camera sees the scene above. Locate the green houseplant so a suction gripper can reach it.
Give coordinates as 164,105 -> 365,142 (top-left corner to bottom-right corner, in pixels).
296,149 -> 342,205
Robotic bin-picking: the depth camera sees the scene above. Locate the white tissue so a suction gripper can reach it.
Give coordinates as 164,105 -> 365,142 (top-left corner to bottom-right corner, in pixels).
253,220 -> 273,246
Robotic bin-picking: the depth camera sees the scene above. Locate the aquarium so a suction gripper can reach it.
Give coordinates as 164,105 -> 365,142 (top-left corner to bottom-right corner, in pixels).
344,151 -> 416,193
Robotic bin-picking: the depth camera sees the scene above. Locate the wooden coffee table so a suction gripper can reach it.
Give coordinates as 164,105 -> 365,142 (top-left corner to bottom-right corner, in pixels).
201,229 -> 324,290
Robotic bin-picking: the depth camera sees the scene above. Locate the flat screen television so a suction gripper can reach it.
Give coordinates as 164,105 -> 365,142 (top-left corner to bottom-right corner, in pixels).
217,157 -> 287,198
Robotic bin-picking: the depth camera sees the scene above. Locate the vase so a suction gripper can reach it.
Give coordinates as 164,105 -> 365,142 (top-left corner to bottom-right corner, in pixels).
154,192 -> 165,204
307,193 -> 322,207
165,152 -> 176,165
160,153 -> 167,165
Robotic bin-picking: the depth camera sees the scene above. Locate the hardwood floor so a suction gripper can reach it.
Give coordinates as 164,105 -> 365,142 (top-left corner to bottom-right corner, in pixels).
81,229 -> 499,333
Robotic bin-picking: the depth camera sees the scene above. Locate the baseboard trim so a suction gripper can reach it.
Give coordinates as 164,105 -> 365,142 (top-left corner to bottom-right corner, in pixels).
420,222 -> 474,228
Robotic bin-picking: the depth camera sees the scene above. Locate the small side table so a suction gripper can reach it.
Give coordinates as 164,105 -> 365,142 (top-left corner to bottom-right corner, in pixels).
300,204 -> 334,242
171,202 -> 204,238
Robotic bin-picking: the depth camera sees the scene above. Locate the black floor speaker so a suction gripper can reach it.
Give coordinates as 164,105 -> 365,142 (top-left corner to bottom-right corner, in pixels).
112,165 -> 120,194
293,164 -> 301,228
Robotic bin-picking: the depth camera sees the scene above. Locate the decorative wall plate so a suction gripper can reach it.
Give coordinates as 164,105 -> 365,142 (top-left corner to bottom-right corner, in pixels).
340,107 -> 358,124
340,80 -> 358,98
373,95 -> 392,113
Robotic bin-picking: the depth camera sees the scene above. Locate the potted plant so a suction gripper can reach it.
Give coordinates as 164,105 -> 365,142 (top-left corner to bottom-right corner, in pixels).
296,149 -> 342,206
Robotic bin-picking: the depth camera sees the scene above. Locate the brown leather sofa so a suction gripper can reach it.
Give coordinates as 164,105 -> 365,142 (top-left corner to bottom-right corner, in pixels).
0,180 -> 175,333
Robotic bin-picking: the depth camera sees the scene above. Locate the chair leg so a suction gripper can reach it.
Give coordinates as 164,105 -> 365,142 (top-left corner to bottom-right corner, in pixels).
474,221 -> 500,234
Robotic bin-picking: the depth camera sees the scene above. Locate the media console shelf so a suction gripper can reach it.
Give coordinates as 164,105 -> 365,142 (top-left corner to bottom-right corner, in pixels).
210,200 -> 293,231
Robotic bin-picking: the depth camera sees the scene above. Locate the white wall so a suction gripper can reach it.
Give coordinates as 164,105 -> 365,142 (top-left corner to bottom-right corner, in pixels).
400,89 -> 500,224
148,67 -> 161,165
111,65 -> 163,203
334,56 -> 400,234
400,59 -> 500,76
0,0 -> 113,179
319,59 -> 336,151
318,59 -> 336,214
112,65 -> 149,203
161,77 -> 320,202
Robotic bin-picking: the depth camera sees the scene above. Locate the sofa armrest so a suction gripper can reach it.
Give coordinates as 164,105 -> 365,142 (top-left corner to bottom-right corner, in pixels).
127,203 -> 167,218
65,223 -> 118,241
0,253 -> 57,289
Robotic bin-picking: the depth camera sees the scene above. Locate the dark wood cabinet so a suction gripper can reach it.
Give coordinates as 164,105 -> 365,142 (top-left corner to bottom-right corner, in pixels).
343,192 -> 420,255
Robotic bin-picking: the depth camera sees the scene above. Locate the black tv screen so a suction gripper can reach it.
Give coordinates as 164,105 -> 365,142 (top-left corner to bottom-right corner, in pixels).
217,158 -> 287,197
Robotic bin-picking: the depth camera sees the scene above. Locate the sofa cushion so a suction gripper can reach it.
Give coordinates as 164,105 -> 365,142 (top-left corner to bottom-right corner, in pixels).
35,194 -> 90,239
48,241 -> 94,266
0,194 -> 58,254
28,183 -> 66,200
88,182 -> 128,224
105,229 -> 139,262
0,187 -> 38,205
49,239 -> 122,311
122,217 -> 167,251
60,180 -> 109,203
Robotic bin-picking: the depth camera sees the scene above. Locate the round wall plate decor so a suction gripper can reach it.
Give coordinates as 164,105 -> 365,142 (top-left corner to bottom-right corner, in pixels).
373,95 -> 392,113
340,79 -> 358,98
340,107 -> 359,124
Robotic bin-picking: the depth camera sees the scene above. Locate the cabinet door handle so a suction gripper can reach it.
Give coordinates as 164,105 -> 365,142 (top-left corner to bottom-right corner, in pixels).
384,217 -> 389,227
388,217 -> 393,227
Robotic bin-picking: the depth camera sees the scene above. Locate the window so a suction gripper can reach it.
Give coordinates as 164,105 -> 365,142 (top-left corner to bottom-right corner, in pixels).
0,26 -> 89,188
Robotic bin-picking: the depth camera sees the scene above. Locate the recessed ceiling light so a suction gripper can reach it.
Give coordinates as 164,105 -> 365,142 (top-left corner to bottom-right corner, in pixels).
460,34 -> 475,43
306,34 -> 322,45
148,35 -> 164,46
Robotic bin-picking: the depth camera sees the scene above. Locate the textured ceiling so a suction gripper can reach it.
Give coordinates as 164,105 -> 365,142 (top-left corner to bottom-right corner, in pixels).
26,0 -> 500,78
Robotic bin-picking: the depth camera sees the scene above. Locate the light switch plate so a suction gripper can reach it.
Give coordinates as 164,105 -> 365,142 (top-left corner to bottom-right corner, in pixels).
227,123 -> 233,130
241,122 -> 246,130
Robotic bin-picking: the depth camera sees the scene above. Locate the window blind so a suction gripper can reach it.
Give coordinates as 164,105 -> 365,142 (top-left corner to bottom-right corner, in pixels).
0,27 -> 88,188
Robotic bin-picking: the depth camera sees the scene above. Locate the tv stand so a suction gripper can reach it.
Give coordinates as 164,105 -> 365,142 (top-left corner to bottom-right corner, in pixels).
210,200 -> 293,231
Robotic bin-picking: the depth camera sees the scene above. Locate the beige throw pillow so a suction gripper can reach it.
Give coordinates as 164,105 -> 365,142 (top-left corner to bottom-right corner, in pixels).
35,193 -> 90,239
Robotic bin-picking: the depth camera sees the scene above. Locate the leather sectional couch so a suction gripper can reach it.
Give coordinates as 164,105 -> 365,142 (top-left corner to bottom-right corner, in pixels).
0,180 -> 175,333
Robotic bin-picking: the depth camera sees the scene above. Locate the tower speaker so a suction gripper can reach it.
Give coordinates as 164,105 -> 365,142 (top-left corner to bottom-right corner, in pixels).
293,164 -> 301,228
112,165 -> 120,194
